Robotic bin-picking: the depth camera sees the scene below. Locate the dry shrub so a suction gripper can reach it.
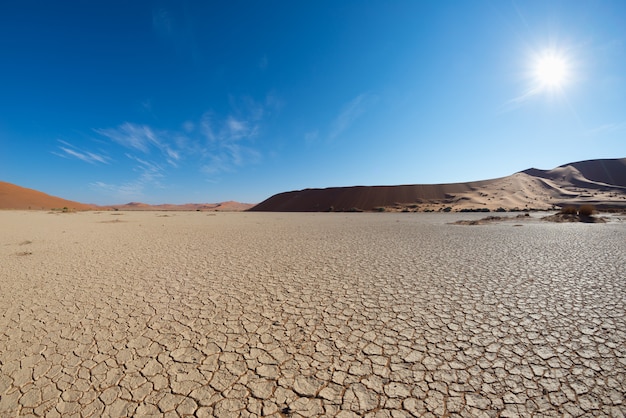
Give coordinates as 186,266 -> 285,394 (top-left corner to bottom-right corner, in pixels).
579,205 -> 596,217
559,206 -> 578,215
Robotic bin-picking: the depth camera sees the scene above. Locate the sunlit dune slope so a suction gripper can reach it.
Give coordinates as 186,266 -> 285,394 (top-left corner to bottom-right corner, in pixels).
250,158 -> 626,212
523,158 -> 626,189
0,182 -> 96,210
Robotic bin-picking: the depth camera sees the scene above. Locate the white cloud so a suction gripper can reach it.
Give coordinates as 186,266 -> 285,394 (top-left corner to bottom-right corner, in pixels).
196,103 -> 266,175
91,181 -> 144,200
202,154 -> 232,175
95,123 -> 157,153
67,93 -> 272,197
53,141 -> 110,165
584,122 -> 626,136
499,86 -> 542,113
90,154 -> 166,202
330,93 -> 376,140
226,116 -> 249,138
182,120 -> 195,133
95,123 -> 182,166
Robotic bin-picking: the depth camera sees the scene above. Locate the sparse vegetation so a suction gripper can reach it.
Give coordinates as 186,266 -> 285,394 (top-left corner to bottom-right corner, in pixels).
578,205 -> 595,217
558,205 -> 596,217
459,208 -> 490,213
545,204 -> 604,223
559,206 -> 578,215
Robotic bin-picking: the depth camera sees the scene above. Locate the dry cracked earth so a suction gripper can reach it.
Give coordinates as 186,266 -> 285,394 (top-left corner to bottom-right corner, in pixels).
1,211 -> 625,417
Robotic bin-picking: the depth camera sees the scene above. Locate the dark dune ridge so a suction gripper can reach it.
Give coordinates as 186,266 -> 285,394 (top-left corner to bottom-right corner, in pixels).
2,158 -> 624,212
250,158 -> 626,212
250,182 -> 489,212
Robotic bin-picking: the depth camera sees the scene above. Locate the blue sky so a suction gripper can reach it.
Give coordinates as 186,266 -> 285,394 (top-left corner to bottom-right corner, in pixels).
1,1 -> 625,204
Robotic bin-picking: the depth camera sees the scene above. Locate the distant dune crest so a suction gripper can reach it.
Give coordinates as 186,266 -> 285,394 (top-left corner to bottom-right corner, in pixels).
0,182 -> 253,211
2,158 -> 625,212
250,158 -> 626,212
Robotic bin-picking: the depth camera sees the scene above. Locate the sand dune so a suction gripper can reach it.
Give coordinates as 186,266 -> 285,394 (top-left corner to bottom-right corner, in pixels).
251,158 -> 626,212
3,158 -> 624,212
524,158 -> 626,188
0,182 -> 253,211
0,182 -> 96,211
108,201 -> 254,212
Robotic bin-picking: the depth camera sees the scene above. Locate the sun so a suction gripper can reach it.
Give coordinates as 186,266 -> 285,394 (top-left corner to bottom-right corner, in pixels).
533,50 -> 570,90
506,45 -> 576,108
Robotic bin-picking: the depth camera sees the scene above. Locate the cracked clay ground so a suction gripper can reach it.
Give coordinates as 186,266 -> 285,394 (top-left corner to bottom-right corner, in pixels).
1,211 -> 625,417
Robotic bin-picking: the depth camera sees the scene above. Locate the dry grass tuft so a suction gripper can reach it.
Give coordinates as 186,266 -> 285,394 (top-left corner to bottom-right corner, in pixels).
559,206 -> 578,215
578,205 -> 596,217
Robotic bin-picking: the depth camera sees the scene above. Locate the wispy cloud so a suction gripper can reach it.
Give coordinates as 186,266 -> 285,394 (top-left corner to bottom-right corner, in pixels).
125,154 -> 165,183
197,98 -> 269,174
329,93 -> 377,140
95,122 -> 181,167
90,154 -> 165,202
91,181 -> 144,200
95,123 -> 156,153
199,116 -> 262,174
53,140 -> 110,164
584,121 -> 626,136
55,94 -> 272,201
499,86 -> 543,113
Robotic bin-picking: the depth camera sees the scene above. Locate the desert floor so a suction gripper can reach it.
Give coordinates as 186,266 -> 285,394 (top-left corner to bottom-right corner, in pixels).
1,211 -> 625,417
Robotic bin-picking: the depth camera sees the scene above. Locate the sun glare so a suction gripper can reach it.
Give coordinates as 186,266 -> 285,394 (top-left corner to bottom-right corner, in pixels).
532,50 -> 570,91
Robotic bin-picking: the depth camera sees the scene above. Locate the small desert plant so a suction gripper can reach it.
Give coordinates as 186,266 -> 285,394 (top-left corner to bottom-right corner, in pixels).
578,205 -> 595,217
443,206 -> 452,212
374,207 -> 386,212
559,206 -> 578,215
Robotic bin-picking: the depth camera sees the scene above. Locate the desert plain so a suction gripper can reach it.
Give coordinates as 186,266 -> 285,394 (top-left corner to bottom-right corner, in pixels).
1,210 -> 625,417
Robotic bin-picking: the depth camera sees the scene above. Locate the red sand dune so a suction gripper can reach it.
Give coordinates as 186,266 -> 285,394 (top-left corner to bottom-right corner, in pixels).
250,158 -> 626,212
108,201 -> 254,211
3,158 -> 624,212
0,182 -> 96,210
0,182 -> 254,211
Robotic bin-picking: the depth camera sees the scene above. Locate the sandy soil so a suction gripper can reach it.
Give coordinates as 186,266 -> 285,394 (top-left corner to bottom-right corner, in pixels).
1,211 -> 625,416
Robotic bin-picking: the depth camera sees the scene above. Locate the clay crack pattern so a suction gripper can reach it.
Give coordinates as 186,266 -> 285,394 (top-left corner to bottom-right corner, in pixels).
0,211 -> 625,417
